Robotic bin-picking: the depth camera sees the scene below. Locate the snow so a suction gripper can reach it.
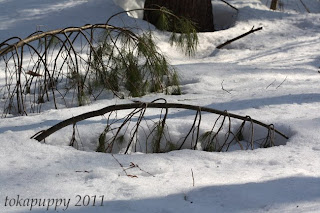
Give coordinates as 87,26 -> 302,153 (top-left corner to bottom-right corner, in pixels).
1,0 -> 320,212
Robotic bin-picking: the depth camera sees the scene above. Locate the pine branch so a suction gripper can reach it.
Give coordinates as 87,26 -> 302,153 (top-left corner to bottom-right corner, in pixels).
0,24 -> 117,56
31,101 -> 289,142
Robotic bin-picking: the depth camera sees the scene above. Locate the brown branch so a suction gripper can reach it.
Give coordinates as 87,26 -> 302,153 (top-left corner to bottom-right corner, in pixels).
127,162 -> 155,177
299,0 -> 310,13
276,76 -> 287,89
220,0 -> 238,11
31,102 -> 289,142
178,110 -> 200,150
111,154 -> 154,178
216,26 -> 263,49
0,24 -> 116,56
221,80 -> 231,94
111,154 -> 136,177
191,168 -> 195,187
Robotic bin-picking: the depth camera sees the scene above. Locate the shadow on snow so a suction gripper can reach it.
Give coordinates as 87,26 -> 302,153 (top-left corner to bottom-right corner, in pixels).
16,176 -> 320,213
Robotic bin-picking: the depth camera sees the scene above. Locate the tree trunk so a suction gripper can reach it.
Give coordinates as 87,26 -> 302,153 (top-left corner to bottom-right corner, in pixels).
143,0 -> 215,32
270,0 -> 278,10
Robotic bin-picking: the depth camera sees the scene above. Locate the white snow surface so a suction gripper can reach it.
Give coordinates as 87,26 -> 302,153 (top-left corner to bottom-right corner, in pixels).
1,0 -> 320,212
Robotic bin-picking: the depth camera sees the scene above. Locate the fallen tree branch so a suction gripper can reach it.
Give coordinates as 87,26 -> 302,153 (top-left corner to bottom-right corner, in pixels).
216,26 -> 263,49
0,24 -> 116,56
299,0 -> 310,13
276,76 -> 287,89
221,80 -> 231,94
31,101 -> 289,142
220,0 -> 238,11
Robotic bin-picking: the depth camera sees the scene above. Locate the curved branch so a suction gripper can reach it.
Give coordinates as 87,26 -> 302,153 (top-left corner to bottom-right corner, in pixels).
31,102 -> 289,142
0,24 -> 117,56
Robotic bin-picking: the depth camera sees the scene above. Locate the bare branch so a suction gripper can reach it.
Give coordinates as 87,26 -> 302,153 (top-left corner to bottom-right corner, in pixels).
299,0 -> 310,13
221,80 -> 231,94
216,26 -> 263,49
191,168 -> 195,187
0,24 -> 116,56
276,76 -> 287,89
220,0 -> 238,11
31,101 -> 289,142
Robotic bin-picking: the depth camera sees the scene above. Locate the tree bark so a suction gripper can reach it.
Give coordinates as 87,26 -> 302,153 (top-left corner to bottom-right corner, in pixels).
143,0 -> 215,32
270,0 -> 278,10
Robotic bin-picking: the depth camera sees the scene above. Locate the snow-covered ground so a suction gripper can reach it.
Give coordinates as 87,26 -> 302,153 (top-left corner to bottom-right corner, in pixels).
1,0 -> 320,212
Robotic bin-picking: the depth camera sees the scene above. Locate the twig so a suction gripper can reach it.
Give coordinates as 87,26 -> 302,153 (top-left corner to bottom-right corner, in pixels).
193,107 -> 202,150
191,168 -> 195,187
111,154 -> 154,178
220,0 -> 238,11
124,107 -> 147,154
221,80 -> 231,94
75,122 -> 84,150
179,110 -> 200,149
111,154 -> 137,178
69,123 -> 77,148
216,26 -> 263,49
247,116 -> 255,150
75,170 -> 90,173
276,76 -> 287,89
127,162 -> 155,177
299,0 -> 310,13
266,79 -> 276,89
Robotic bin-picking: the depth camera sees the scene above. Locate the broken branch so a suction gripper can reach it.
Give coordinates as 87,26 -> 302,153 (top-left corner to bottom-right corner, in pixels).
220,0 -> 238,11
216,26 -> 263,49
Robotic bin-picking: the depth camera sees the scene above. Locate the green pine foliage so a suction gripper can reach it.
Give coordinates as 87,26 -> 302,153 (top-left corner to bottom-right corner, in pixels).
92,8 -> 199,152
87,7 -> 198,99
96,125 -> 109,152
169,17 -> 199,57
199,131 -> 219,152
147,6 -> 199,56
151,122 -> 165,153
89,30 -> 178,97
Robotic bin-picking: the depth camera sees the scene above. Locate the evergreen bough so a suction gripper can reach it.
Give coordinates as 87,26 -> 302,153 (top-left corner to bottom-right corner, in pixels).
0,8 -> 198,115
